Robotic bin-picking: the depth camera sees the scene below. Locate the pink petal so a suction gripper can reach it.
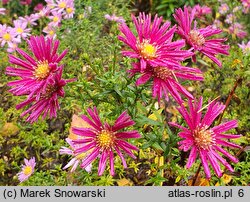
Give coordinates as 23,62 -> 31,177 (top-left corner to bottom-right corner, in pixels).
199,149 -> 211,179
115,131 -> 141,139
214,145 -> 239,163
135,73 -> 152,86
114,145 -> 127,168
186,146 -> 197,168
207,151 -> 222,177
98,150 -> 109,176
80,148 -> 100,169
109,150 -> 115,176
210,149 -> 234,172
212,120 -> 238,133
216,139 -> 241,149
72,127 -> 97,137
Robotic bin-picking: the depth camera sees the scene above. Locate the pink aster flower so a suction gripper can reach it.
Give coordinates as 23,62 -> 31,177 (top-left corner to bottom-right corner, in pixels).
129,62 -> 203,103
219,3 -> 229,15
229,23 -> 247,39
105,14 -> 125,23
48,12 -> 62,27
17,157 -> 36,183
43,25 -> 57,39
64,5 -> 75,19
238,41 -> 250,55
13,20 -> 31,40
118,12 -> 193,71
224,14 -> 236,24
72,108 -> 141,176
6,35 -> 68,100
0,8 -> 6,15
60,138 -> 92,172
192,4 -> 212,18
173,6 -> 229,67
169,97 -> 241,179
18,14 -> 40,26
0,25 -> 21,47
15,67 -> 74,123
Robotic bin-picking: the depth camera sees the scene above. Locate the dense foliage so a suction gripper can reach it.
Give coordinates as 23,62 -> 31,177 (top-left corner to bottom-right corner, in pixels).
0,0 -> 249,186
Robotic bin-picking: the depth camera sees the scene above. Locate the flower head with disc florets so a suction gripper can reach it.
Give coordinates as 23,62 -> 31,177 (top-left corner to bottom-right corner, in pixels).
173,6 -> 229,67
169,97 -> 241,178
6,35 -> 68,100
118,12 -> 193,71
71,108 -> 141,176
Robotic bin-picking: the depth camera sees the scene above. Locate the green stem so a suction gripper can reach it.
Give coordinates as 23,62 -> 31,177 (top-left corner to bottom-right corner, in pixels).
217,77 -> 242,125
25,5 -> 28,16
192,163 -> 201,186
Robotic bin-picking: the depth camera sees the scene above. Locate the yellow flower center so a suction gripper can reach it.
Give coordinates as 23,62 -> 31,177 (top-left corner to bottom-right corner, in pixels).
23,166 -> 32,176
96,130 -> 114,149
49,30 -> 54,36
53,16 -> 59,22
188,30 -> 205,47
153,66 -> 172,80
66,7 -> 73,14
17,28 -> 23,34
3,33 -> 11,41
137,40 -> 157,59
59,2 -> 67,8
193,126 -> 214,149
34,61 -> 50,80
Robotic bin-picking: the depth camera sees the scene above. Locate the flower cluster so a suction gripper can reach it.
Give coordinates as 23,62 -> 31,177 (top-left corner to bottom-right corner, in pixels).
213,1 -> 248,39
0,0 -> 76,52
118,8 -> 241,179
6,35 -> 74,123
118,12 -> 203,103
119,8 -> 230,104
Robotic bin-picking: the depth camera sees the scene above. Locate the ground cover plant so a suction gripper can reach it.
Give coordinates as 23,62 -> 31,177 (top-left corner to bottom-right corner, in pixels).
0,0 -> 249,186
